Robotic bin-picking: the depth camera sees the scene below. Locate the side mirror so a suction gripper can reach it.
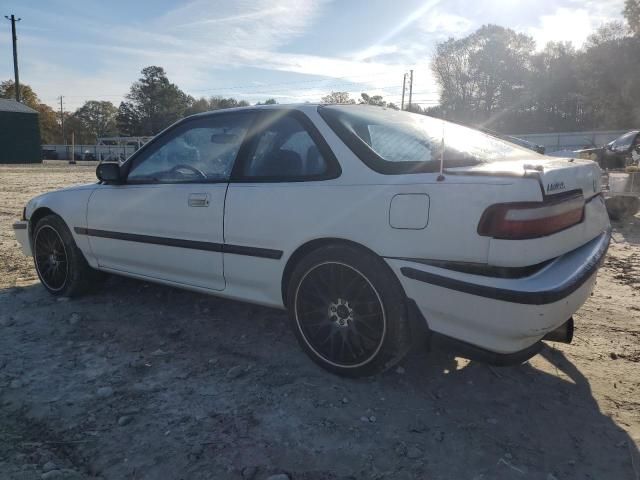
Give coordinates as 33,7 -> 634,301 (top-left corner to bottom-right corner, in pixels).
96,162 -> 122,184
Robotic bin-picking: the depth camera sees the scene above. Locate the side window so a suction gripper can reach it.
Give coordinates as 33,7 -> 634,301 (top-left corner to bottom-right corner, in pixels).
242,114 -> 330,179
127,114 -> 253,183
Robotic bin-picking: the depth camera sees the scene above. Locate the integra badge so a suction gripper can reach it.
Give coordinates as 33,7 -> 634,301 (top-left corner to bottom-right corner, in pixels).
546,181 -> 565,193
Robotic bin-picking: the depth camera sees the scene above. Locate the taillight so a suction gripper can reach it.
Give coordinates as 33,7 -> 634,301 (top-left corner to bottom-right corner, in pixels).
478,193 -> 585,240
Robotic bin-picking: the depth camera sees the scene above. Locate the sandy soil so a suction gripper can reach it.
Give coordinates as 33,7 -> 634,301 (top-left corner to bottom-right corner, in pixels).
0,164 -> 639,480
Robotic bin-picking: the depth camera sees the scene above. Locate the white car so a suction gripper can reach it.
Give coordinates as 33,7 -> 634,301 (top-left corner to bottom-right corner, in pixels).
13,104 -> 611,376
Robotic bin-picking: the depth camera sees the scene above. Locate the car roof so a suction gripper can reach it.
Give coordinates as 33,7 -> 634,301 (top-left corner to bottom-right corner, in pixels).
185,102 -> 395,120
187,103 -> 323,119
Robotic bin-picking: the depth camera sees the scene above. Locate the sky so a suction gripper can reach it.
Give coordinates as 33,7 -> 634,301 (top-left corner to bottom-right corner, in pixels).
0,0 -> 627,112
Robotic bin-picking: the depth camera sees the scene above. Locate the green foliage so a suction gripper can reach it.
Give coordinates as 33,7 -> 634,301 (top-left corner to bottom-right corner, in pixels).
117,66 -> 191,136
431,23 -> 640,132
185,96 -> 251,116
321,92 -> 356,104
624,0 -> 640,34
72,101 -> 118,142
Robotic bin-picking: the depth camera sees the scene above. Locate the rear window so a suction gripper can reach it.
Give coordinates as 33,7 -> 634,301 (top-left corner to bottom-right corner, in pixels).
318,105 -> 539,174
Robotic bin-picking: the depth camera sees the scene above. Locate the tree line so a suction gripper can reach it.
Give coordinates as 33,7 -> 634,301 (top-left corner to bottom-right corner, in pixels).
428,0 -> 640,133
0,68 -> 278,144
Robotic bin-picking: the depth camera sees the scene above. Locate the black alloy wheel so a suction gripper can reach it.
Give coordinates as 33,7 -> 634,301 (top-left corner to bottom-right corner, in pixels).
34,224 -> 69,292
287,244 -> 412,376
294,261 -> 386,368
32,214 -> 105,297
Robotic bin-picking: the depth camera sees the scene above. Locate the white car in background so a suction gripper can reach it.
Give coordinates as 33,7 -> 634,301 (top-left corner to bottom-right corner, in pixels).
13,105 -> 611,376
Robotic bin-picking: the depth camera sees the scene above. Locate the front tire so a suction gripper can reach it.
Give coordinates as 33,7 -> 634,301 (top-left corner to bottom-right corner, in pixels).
287,244 -> 411,377
33,215 -> 103,297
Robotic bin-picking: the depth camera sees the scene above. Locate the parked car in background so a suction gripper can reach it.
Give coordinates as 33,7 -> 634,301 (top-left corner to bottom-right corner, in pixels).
549,130 -> 640,169
13,105 -> 610,376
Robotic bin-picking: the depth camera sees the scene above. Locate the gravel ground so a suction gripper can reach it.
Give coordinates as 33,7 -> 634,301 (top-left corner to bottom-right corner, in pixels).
1,164 -> 639,480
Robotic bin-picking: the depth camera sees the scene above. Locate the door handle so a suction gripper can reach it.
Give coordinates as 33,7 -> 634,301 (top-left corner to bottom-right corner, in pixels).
188,193 -> 210,207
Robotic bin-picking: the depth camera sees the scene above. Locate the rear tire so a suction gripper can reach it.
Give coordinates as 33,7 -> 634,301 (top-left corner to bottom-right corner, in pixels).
286,244 -> 412,377
33,215 -> 104,297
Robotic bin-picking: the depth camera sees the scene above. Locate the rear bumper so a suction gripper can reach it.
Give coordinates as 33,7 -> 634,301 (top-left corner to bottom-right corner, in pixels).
387,228 -> 611,355
12,221 -> 32,256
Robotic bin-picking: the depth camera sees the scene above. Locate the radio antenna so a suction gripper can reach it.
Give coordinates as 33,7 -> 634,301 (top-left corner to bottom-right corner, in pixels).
437,122 -> 445,181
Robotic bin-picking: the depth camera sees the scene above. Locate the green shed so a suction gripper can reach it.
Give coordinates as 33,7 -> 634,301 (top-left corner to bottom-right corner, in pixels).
0,99 -> 41,163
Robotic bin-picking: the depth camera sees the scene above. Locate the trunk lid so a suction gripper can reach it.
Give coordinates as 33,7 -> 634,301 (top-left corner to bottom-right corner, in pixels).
447,157 -> 602,200
448,157 -> 610,268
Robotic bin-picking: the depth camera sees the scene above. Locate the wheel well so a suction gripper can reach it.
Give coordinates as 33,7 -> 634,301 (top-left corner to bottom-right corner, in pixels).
281,238 -> 385,305
28,207 -> 56,234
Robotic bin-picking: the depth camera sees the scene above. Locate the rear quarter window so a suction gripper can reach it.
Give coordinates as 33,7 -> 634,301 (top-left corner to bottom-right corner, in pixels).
318,105 -> 538,174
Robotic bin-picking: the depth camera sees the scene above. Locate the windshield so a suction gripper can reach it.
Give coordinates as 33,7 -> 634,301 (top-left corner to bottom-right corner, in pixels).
318,105 -> 540,174
609,131 -> 639,152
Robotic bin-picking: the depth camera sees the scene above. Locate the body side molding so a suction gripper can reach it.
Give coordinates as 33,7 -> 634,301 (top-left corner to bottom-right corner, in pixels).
74,227 -> 283,260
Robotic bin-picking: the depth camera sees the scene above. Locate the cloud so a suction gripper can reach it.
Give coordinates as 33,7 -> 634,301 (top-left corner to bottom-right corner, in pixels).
10,0 -> 332,107
421,11 -> 474,37
527,3 -> 623,48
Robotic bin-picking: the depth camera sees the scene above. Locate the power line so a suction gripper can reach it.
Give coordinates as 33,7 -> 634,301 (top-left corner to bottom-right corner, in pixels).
40,72 -> 439,103
186,71 -> 404,93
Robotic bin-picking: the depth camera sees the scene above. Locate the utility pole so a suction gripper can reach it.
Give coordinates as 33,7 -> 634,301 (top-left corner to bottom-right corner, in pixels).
59,96 -> 65,145
408,69 -> 414,111
401,73 -> 407,111
4,14 -> 21,102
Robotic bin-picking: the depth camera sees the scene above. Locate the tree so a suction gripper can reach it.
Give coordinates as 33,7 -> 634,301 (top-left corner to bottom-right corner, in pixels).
73,101 -> 117,142
405,103 -> 424,114
116,66 -> 191,136
357,93 -> 399,110
0,80 -> 60,143
527,42 -> 580,131
0,80 -> 39,106
116,101 -> 140,137
359,93 -> 386,106
208,96 -> 250,110
429,22 -> 640,132
431,25 -> 534,130
321,91 -> 355,104
185,97 -> 210,116
577,31 -> 640,129
585,21 -> 628,47
624,0 -> 640,35
63,113 -> 93,144
256,98 -> 277,105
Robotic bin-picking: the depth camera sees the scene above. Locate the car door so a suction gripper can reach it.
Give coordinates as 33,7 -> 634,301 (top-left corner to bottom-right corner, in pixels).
85,112 -> 255,290
223,110 -> 342,303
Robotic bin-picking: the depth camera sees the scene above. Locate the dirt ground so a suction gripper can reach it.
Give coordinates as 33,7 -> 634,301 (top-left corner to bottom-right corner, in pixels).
0,164 -> 639,480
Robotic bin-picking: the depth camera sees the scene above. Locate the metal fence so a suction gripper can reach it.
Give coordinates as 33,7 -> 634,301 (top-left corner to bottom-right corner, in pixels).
42,144 -> 139,162
516,130 -> 628,153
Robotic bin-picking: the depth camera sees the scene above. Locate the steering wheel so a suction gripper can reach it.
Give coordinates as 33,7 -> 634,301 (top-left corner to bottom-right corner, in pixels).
169,164 -> 207,179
